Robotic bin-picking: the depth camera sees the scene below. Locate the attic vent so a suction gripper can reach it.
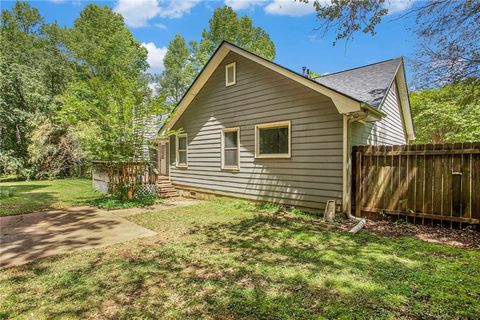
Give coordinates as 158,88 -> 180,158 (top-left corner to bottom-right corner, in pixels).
225,62 -> 236,86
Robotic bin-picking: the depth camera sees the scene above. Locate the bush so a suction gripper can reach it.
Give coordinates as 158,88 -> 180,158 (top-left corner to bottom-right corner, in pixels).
92,193 -> 157,210
0,151 -> 26,177
28,117 -> 86,180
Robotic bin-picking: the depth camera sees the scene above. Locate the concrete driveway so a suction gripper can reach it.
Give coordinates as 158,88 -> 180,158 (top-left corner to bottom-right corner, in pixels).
0,206 -> 157,268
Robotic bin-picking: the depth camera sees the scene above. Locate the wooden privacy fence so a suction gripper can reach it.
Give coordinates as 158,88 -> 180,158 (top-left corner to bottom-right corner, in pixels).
352,143 -> 480,225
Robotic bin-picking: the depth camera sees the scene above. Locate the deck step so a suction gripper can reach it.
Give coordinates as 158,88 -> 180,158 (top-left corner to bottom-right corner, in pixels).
155,176 -> 178,198
158,192 -> 179,198
156,181 -> 173,186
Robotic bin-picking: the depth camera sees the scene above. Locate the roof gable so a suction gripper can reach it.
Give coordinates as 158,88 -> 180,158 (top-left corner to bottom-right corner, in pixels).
162,41 -> 363,133
161,41 -> 414,140
315,58 -> 402,108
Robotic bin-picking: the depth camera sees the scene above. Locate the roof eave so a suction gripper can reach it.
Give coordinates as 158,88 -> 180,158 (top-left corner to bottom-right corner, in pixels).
161,41 -> 364,134
361,103 -> 386,120
395,60 -> 416,141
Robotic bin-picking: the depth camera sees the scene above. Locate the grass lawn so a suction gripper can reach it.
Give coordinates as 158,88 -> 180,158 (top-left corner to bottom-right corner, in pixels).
0,179 -> 100,216
1,200 -> 479,319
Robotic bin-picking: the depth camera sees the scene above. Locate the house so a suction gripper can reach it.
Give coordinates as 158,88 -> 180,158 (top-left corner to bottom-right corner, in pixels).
156,41 -> 415,213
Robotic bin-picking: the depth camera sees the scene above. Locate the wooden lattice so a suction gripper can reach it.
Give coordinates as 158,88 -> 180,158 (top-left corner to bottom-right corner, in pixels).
134,184 -> 156,199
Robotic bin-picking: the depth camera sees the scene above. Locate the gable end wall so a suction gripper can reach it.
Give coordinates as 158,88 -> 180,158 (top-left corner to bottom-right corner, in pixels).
170,52 -> 345,210
350,80 -> 407,146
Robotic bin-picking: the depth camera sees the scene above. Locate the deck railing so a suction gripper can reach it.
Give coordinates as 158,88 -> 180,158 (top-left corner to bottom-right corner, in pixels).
92,160 -> 158,198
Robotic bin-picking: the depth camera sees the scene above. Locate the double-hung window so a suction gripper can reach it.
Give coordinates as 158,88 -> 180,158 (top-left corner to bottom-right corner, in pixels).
221,128 -> 240,170
176,133 -> 188,167
255,121 -> 291,158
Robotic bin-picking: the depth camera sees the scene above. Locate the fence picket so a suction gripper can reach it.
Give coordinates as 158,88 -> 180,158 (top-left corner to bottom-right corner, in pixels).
353,143 -> 480,225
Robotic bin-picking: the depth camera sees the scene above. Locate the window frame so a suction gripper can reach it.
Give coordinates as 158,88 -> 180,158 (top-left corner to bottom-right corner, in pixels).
225,62 -> 236,87
221,127 -> 240,170
175,133 -> 188,168
255,120 -> 291,159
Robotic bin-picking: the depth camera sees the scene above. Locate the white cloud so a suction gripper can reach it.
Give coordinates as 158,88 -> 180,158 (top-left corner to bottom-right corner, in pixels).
51,0 -> 83,5
142,42 -> 168,74
114,0 -> 160,28
264,0 -> 316,17
225,0 -> 266,10
157,0 -> 200,19
385,0 -> 414,14
114,0 -> 199,28
155,22 -> 168,29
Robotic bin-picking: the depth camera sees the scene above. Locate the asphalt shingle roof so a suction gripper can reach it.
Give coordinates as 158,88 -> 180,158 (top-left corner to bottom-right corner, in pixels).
314,58 -> 402,108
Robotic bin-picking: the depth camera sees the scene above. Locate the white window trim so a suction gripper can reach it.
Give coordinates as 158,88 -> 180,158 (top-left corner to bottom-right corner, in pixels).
225,62 -> 236,87
221,127 -> 240,170
176,133 -> 188,168
255,120 -> 291,159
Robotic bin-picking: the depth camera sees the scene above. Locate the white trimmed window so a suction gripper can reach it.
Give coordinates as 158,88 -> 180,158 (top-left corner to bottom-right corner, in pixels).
255,121 -> 291,158
176,133 -> 188,167
221,127 -> 240,170
225,62 -> 236,86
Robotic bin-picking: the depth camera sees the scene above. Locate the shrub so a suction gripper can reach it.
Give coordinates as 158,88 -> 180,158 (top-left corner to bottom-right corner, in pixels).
92,193 -> 157,210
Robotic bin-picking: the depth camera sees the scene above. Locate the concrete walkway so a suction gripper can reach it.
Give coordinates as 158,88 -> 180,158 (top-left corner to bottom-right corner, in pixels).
0,199 -> 198,268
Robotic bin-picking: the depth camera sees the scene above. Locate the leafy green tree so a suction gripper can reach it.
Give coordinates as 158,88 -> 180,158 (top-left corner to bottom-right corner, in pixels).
66,4 -> 148,81
158,5 -> 276,109
157,34 -> 196,107
60,4 -> 159,164
410,80 -> 480,143
0,1 -> 69,175
192,5 -> 275,68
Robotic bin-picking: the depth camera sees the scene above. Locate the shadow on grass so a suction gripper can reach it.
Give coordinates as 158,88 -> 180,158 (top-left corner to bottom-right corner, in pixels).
0,182 -> 98,216
3,211 -> 478,319
0,184 -> 58,216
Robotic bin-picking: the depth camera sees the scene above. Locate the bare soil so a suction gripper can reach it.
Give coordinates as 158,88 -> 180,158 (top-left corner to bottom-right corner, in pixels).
278,212 -> 480,249
362,219 -> 480,249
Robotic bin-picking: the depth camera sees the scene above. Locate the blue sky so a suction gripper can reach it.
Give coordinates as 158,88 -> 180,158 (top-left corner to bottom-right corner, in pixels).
2,0 -> 419,82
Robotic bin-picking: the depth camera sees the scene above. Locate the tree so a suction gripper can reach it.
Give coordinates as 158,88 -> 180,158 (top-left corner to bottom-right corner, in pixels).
309,0 -> 480,87
0,1 -> 69,175
157,34 -> 196,107
411,1 -> 480,87
66,4 -> 148,81
309,0 -> 387,45
192,5 -> 276,68
1,2 -> 164,182
60,4 -> 154,163
410,79 -> 480,143
28,116 -> 84,179
58,4 -> 165,197
157,5 -> 276,110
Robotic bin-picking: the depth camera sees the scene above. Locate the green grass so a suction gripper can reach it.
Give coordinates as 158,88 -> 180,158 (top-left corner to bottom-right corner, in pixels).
1,199 -> 479,319
0,179 -> 101,216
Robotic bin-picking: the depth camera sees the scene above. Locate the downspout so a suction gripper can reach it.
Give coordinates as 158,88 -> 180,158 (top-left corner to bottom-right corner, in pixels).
343,113 -> 366,234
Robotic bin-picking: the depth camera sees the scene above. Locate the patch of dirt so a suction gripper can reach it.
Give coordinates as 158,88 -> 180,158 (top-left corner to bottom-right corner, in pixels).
363,220 -> 480,249
276,212 -> 480,249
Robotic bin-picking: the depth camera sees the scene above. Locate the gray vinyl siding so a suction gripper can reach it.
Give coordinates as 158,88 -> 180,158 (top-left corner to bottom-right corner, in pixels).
170,52 -> 344,210
350,80 -> 407,146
